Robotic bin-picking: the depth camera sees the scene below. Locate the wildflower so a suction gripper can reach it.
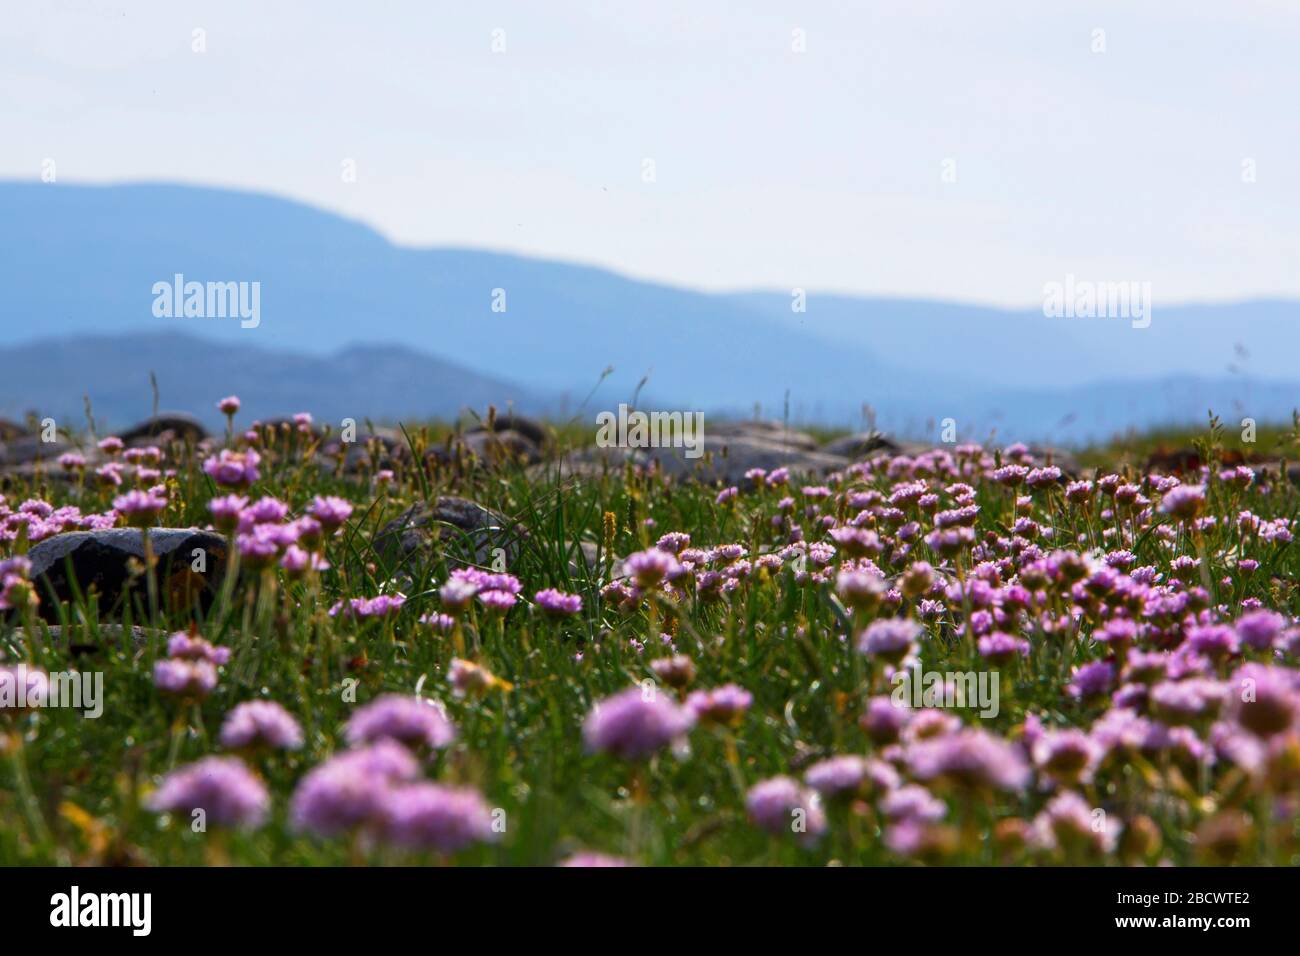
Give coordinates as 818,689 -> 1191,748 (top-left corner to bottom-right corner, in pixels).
378,782 -> 497,854
880,784 -> 948,823
166,631 -> 230,664
805,755 -> 899,799
291,741 -> 420,837
836,568 -> 886,611
446,658 -> 510,698
147,757 -> 268,829
112,488 -> 167,526
203,448 -> 262,489
649,654 -> 696,689
534,588 -> 582,618
861,695 -> 907,744
1067,660 -> 1115,700
1159,484 -> 1206,521
1032,791 -> 1113,856
1235,610 -> 1285,652
1225,664 -> 1298,738
624,548 -> 684,588
345,695 -> 456,751
907,729 -> 1030,792
1032,728 -> 1100,785
686,684 -> 753,726
219,700 -> 304,751
477,588 -> 518,612
978,631 -> 1031,664
208,494 -> 248,533
97,436 -> 124,456
420,612 -> 456,633
307,495 -> 353,533
745,776 -> 826,843
217,395 -> 241,416
856,618 -> 921,664
582,687 -> 694,760
153,658 -> 218,699
280,544 -> 329,577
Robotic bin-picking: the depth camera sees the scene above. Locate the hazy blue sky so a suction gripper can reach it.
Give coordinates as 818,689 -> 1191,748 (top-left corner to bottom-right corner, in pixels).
4,1 -> 1298,306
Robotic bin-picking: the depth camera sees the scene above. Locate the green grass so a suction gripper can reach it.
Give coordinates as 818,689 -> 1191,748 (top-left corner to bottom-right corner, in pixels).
2,416 -> 1299,866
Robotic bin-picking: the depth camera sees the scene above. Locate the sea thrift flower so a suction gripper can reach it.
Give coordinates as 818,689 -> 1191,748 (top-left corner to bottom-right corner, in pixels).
583,687 -> 694,760
345,695 -> 456,751
420,612 -> 456,634
1068,660 -> 1116,700
217,395 -> 241,416
745,776 -> 826,843
208,494 -> 248,533
1159,484 -> 1206,521
290,741 -> 421,837
805,755 -> 899,799
153,656 -> 218,698
861,695 -> 908,744
477,588 -> 518,612
650,655 -> 696,689
836,568 -> 886,610
1236,610 -> 1285,652
97,436 -> 124,456
219,700 -> 304,751
978,632 -> 1031,664
534,588 -> 582,618
378,782 -> 497,854
307,495 -> 353,533
148,757 -> 269,829
1033,791 -> 1114,856
685,684 -> 753,726
113,488 -> 167,526
166,631 -> 231,665
857,618 -> 921,664
203,448 -> 262,489
280,544 -> 329,577
625,549 -> 684,588
446,658 -> 508,698
1225,664 -> 1297,738
907,729 -> 1030,792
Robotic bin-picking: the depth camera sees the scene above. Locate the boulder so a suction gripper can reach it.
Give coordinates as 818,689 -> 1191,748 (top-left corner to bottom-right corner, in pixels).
373,497 -> 520,571
25,528 -> 228,621
570,432 -> 849,486
459,429 -> 541,466
118,412 -> 209,447
708,420 -> 820,452
468,411 -> 548,447
820,431 -> 903,460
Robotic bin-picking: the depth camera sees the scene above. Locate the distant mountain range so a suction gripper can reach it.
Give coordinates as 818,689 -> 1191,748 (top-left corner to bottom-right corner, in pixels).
1,180 -> 1297,442
0,332 -> 538,430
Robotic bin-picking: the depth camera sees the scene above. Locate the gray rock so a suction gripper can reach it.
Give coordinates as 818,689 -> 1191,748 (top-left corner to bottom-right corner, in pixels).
118,412 -> 209,447
820,431 -> 904,460
0,434 -> 75,466
570,432 -> 849,486
373,497 -> 520,571
26,528 -> 229,621
708,420 -> 820,452
459,429 -> 541,466
468,411 -> 548,447
0,418 -> 29,441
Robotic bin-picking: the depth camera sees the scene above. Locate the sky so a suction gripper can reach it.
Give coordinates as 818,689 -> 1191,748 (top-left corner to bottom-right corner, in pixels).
4,1 -> 1299,307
